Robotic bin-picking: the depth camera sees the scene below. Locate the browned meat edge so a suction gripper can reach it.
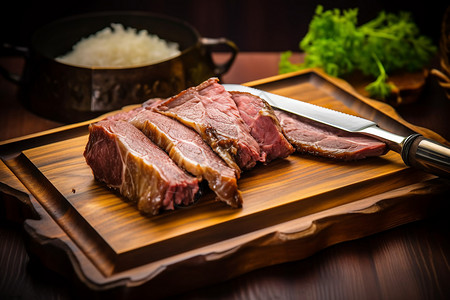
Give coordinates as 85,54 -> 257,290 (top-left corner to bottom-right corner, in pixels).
84,120 -> 199,215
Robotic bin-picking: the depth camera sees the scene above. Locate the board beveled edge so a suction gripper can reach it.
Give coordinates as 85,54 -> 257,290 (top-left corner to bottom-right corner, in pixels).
11,176 -> 450,298
2,152 -> 118,277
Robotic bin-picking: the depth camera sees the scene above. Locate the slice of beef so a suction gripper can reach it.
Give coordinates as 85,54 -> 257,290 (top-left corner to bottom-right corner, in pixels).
274,109 -> 387,160
230,91 -> 294,163
156,78 -> 261,174
129,109 -> 243,208
84,120 -> 199,215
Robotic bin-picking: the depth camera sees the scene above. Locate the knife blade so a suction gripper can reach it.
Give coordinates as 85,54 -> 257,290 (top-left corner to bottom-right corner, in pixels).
223,84 -> 450,178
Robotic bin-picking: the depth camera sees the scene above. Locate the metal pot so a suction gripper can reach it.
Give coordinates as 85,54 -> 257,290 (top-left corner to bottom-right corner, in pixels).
1,11 -> 238,123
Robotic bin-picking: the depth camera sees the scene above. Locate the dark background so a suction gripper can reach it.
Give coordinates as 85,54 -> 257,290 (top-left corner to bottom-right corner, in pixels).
1,0 -> 448,52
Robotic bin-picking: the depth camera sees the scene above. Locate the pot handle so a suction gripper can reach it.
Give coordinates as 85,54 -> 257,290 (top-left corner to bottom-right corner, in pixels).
0,42 -> 30,84
201,37 -> 239,77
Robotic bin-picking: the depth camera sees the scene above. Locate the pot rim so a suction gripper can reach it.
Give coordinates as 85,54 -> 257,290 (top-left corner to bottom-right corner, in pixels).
31,10 -> 203,70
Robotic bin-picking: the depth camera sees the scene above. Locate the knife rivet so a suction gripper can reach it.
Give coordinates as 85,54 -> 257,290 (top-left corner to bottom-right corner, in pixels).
401,134 -> 421,166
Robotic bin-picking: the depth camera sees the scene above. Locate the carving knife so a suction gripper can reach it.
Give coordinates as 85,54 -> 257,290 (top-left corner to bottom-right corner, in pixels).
223,84 -> 450,178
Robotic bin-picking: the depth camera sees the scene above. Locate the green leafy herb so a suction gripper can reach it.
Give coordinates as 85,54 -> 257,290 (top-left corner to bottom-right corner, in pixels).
365,53 -> 396,99
279,5 -> 437,100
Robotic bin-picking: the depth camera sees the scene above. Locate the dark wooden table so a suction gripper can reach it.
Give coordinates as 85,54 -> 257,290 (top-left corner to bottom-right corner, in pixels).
1,53 -> 450,300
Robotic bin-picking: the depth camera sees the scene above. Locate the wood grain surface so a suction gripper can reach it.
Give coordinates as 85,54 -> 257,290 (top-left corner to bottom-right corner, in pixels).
1,68 -> 449,299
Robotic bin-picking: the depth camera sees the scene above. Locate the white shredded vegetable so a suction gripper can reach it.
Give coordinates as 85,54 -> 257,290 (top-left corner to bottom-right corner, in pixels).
56,23 -> 180,68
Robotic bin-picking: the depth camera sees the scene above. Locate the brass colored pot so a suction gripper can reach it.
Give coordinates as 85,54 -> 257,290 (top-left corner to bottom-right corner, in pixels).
2,11 -> 238,123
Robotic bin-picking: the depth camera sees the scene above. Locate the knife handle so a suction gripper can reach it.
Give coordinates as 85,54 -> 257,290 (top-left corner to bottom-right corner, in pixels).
401,134 -> 450,178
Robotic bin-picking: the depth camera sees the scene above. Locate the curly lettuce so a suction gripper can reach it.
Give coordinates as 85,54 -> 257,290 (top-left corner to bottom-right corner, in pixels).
279,5 -> 436,100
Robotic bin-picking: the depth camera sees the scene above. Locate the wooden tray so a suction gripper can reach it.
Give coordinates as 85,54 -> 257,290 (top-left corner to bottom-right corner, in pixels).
1,69 -> 449,298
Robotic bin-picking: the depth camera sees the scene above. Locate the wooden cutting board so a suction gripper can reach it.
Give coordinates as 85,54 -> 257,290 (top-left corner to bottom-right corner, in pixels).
1,69 -> 449,298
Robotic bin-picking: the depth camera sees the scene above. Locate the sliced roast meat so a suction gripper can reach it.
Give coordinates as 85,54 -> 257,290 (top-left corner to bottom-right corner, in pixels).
156,78 -> 261,174
230,91 -> 294,163
83,120 -> 199,215
274,109 -> 387,160
129,109 -> 243,208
